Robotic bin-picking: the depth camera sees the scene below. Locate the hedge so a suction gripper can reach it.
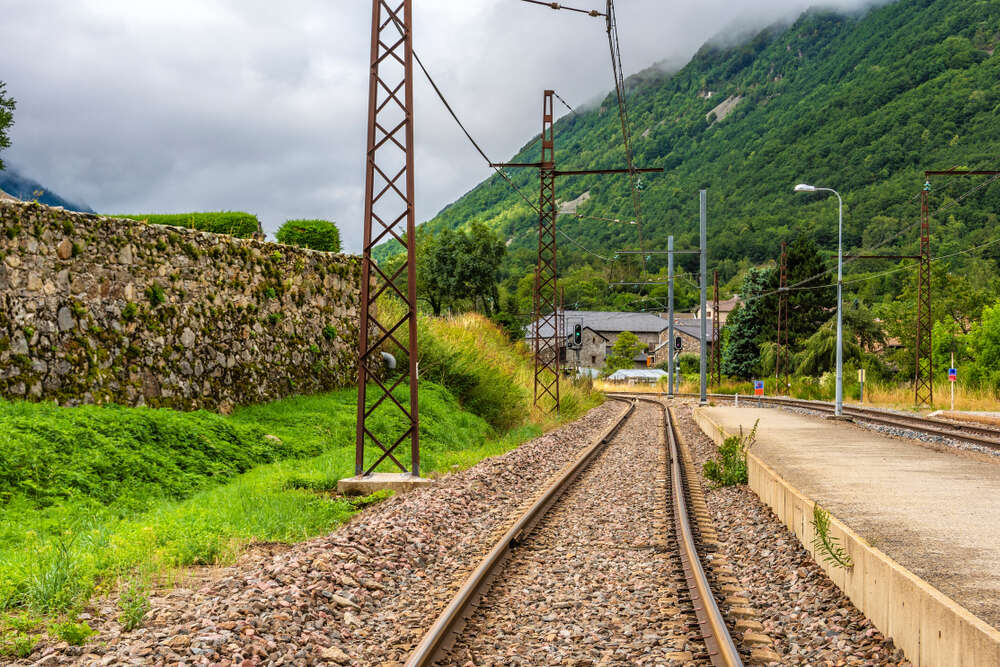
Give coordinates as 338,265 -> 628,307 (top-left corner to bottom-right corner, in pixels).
276,219 -> 341,253
119,212 -> 260,238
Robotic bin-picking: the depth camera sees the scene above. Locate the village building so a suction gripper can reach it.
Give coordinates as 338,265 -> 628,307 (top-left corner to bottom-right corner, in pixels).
524,310 -> 718,372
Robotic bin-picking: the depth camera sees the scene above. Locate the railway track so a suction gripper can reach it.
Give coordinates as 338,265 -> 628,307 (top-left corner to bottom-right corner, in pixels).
654,392 -> 1000,451
404,397 -> 744,667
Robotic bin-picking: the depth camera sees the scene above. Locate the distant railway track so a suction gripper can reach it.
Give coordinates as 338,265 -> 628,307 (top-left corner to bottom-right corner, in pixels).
405,397 -> 744,667
631,392 -> 1000,452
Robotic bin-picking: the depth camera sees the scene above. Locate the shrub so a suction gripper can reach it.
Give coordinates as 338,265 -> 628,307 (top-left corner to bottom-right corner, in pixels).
703,420 -> 757,487
50,620 -> 94,645
276,219 -> 341,253
118,213 -> 260,238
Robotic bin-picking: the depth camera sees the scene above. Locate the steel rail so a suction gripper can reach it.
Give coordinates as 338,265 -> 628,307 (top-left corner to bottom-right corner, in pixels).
614,396 -> 744,667
625,392 -> 1000,451
404,398 -> 635,666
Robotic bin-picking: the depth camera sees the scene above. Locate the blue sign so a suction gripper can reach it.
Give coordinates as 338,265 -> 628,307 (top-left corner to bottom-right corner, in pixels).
754,381 -> 764,390
948,368 -> 957,381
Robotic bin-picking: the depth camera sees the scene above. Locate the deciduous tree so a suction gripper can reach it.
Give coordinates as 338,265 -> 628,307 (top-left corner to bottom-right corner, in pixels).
0,81 -> 15,171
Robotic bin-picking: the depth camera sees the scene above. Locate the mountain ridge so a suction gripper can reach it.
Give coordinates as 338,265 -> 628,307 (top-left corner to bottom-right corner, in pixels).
386,0 -> 1000,310
0,168 -> 95,213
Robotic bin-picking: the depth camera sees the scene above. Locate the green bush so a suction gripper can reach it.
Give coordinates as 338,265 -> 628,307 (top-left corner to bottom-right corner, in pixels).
678,353 -> 700,374
703,420 -> 757,487
50,620 -> 93,645
118,213 -> 260,238
276,219 -> 341,253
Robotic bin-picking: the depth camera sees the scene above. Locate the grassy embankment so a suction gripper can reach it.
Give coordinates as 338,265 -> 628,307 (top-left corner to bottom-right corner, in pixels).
0,312 -> 601,655
596,376 -> 999,412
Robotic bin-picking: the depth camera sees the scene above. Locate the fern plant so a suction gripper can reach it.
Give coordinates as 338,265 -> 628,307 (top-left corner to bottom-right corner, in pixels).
810,505 -> 853,569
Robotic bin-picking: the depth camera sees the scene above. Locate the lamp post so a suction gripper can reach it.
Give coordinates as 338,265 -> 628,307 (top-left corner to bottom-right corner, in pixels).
794,183 -> 844,417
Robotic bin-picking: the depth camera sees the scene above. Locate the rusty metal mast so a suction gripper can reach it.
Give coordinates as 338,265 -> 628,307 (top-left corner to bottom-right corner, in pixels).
355,0 -> 420,477
915,181 -> 933,408
532,90 -> 561,411
777,241 -> 789,393
711,270 -> 721,386
916,169 -> 1000,407
494,91 -> 662,411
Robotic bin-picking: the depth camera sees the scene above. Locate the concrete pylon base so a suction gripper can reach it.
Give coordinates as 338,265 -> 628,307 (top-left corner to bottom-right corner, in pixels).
337,473 -> 432,496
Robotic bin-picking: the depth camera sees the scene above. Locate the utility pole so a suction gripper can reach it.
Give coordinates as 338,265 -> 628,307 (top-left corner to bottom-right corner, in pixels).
354,0 -> 420,479
667,235 -> 675,398
915,180 -> 933,408
494,90 -> 662,411
711,270 -> 721,386
699,190 -> 708,406
917,169 -> 1000,407
777,241 -> 789,394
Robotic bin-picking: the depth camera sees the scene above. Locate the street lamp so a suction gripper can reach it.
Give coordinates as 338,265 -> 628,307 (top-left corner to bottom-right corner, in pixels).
794,183 -> 844,417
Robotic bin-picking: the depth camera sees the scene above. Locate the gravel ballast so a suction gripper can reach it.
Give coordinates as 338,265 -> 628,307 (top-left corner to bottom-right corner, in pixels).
446,400 -> 709,666
673,401 -> 911,666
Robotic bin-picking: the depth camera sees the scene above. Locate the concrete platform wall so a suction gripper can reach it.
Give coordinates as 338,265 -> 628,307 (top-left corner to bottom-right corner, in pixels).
693,408 -> 1000,667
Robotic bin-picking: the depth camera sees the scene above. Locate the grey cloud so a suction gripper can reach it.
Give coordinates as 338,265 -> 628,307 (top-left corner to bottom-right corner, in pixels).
2,0 -> 886,252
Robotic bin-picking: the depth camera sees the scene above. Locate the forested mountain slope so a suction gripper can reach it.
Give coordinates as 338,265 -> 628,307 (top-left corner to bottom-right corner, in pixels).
396,0 -> 1000,310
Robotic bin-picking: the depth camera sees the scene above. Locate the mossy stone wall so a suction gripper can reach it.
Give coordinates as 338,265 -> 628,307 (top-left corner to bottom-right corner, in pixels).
0,200 -> 361,411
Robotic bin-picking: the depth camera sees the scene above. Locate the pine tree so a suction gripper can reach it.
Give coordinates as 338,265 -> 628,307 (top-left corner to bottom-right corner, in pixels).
722,267 -> 774,379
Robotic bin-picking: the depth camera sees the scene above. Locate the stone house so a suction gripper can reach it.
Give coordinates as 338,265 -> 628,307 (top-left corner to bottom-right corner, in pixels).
695,296 -> 740,326
651,319 -> 717,366
525,310 -> 714,371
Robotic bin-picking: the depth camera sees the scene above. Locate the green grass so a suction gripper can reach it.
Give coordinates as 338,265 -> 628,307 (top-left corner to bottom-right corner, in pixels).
0,379 -> 572,653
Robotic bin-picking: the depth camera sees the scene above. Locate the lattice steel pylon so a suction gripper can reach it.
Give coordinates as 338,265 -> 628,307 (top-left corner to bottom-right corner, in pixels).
777,241 -> 789,392
355,0 -> 420,477
533,90 -> 561,412
914,182 -> 933,408
711,270 -> 721,386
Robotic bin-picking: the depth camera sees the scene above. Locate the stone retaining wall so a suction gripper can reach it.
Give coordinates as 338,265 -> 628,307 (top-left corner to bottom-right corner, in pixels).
0,200 -> 362,411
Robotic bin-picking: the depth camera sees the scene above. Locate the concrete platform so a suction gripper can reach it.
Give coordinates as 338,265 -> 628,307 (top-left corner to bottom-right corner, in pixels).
697,406 -> 1000,666
336,473 -> 432,496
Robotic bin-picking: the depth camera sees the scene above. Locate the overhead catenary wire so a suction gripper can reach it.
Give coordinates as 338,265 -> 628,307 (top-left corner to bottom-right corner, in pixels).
766,172 -> 1000,299
410,45 -> 617,263
604,0 -> 646,273
740,234 -> 1000,304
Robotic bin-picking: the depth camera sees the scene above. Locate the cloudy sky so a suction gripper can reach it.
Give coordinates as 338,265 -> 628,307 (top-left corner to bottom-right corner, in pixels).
1,0 -> 882,251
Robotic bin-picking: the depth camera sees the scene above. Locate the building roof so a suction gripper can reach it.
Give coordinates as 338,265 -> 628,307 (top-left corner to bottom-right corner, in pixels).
526,310 -> 670,339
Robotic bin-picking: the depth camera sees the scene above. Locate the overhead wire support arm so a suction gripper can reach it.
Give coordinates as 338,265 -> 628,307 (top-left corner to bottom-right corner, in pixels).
518,0 -> 606,17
